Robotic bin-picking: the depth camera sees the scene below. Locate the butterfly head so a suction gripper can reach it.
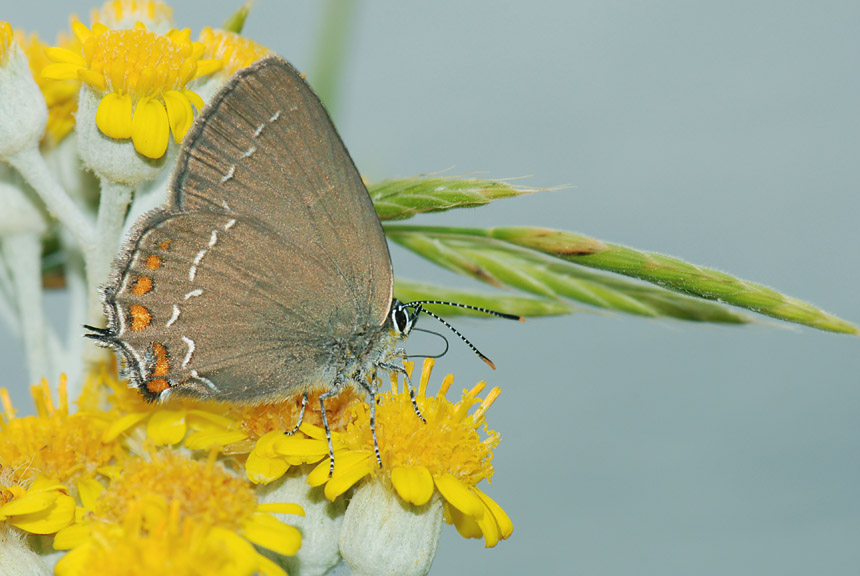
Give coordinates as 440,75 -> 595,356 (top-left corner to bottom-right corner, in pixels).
389,299 -> 417,337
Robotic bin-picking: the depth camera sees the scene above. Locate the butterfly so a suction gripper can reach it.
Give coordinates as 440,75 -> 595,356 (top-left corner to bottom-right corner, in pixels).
87,56 -> 518,471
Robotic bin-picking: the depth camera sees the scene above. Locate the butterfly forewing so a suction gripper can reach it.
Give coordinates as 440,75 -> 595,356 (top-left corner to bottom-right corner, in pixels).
169,57 -> 393,333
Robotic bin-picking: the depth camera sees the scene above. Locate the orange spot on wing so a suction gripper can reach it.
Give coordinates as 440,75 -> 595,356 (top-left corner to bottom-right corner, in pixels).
158,239 -> 171,251
151,342 -> 169,377
129,305 -> 151,331
145,254 -> 162,270
146,378 -> 170,395
131,276 -> 153,295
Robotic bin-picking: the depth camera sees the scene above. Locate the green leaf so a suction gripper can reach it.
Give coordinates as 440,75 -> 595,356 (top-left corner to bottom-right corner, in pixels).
386,225 -> 856,333
222,1 -> 254,34
394,278 -> 572,318
369,176 -> 540,221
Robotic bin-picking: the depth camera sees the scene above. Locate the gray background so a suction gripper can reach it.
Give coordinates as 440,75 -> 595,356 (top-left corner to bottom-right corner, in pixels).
8,1 -> 860,574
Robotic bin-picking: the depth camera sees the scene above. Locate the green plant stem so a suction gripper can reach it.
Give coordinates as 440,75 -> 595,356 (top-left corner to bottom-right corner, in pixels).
386,225 -> 857,334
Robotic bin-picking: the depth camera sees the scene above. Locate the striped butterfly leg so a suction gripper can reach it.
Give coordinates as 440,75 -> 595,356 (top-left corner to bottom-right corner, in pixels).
284,392 -> 308,436
378,360 -> 426,424
318,377 -> 358,477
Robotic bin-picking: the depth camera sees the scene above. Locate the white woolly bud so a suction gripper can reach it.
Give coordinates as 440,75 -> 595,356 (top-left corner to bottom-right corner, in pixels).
0,527 -> 52,576
257,470 -> 346,576
0,40 -> 47,158
339,480 -> 443,576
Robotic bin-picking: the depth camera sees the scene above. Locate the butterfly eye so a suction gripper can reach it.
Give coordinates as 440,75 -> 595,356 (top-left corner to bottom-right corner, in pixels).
391,303 -> 414,335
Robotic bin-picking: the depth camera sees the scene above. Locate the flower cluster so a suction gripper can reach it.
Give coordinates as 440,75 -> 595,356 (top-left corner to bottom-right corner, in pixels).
1,358 -> 509,575
0,2 -> 512,575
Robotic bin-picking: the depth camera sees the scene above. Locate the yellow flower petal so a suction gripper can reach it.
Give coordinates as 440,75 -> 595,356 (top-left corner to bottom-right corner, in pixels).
185,430 -> 249,450
243,512 -> 302,556
324,452 -> 375,501
71,20 -> 92,44
186,409 -> 235,430
391,465 -> 434,506
474,498 -> 501,548
78,69 -> 107,91
307,458 -> 332,487
76,477 -> 105,511
43,46 -> 85,66
55,540 -> 94,576
194,59 -> 223,78
274,435 -> 331,459
146,408 -> 186,445
445,502 -> 483,540
298,422 -> 328,441
6,486 -> 25,500
96,92 -> 133,139
253,430 -> 284,458
475,488 -> 513,540
256,554 -> 288,576
245,450 -> 289,485
434,473 -> 484,519
205,526 -> 259,576
41,62 -> 83,80
27,475 -> 67,494
131,98 -> 169,159
163,89 -> 192,142
0,491 -> 55,516
95,465 -> 122,481
54,522 -> 92,550
8,493 -> 76,534
184,89 -> 204,110
102,411 -> 148,442
256,502 -> 304,516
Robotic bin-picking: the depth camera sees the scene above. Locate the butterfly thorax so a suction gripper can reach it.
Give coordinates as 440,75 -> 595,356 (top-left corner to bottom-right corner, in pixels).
319,316 -> 406,397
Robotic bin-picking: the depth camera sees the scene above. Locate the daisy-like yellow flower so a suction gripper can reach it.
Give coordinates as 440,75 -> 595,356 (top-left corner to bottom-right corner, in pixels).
42,21 -> 221,159
198,26 -> 272,77
279,359 -> 513,548
17,30 -> 80,145
54,449 -> 303,576
0,377 -> 124,487
0,471 -> 76,535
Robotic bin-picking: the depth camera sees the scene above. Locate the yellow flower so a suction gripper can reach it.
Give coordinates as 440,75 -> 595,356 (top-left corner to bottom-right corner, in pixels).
198,27 -> 272,76
42,21 -> 221,158
0,472 -> 76,535
0,377 -> 123,487
283,359 -> 513,547
16,30 -> 80,145
54,450 -> 303,576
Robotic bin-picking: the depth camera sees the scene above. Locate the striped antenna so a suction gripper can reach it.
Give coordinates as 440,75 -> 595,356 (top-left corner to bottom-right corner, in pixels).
404,300 -> 524,322
404,301 -> 524,370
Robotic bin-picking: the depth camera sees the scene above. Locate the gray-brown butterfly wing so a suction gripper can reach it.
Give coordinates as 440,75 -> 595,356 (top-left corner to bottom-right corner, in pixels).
169,56 -> 393,336
96,56 -> 393,402
104,210 -> 345,402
